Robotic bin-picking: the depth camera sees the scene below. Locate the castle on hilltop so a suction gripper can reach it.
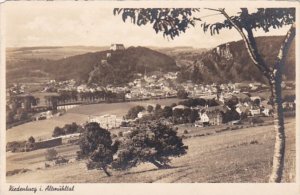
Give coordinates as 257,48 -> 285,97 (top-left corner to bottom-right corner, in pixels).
110,44 -> 125,51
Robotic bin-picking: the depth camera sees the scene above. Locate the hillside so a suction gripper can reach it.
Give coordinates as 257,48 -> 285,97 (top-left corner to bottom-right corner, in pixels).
177,36 -> 295,83
45,46 -> 178,84
6,46 -> 108,61
6,46 -> 178,85
6,36 -> 295,85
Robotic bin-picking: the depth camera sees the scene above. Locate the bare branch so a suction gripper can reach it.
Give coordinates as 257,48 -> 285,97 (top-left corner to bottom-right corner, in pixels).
203,8 -> 223,12
274,22 -> 296,72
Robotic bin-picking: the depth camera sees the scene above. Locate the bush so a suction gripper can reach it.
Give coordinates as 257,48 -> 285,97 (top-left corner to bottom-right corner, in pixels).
55,156 -> 69,164
183,129 -> 188,134
250,140 -> 259,145
45,148 -> 58,161
6,141 -> 26,152
6,169 -> 31,176
250,117 -> 264,124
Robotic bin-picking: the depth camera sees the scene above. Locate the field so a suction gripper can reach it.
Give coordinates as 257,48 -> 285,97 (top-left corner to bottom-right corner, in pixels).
6,46 -> 109,61
6,117 -> 295,183
6,98 -> 181,142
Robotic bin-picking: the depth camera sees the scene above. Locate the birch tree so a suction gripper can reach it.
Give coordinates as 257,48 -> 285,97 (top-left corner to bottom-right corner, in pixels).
114,8 -> 295,182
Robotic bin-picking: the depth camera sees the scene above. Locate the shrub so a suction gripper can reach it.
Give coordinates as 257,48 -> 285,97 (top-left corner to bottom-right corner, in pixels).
55,156 -> 69,164
250,140 -> 259,145
6,141 -> 26,152
183,129 -> 188,134
250,117 -> 264,124
6,169 -> 31,176
45,148 -> 58,161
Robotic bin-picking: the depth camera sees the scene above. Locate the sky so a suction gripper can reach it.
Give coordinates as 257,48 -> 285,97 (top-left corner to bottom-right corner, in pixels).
3,2 -> 291,48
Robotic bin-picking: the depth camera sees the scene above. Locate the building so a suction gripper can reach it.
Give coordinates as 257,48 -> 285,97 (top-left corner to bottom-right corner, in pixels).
110,44 -> 125,51
88,114 -> 123,129
197,109 -> 222,126
250,107 -> 261,116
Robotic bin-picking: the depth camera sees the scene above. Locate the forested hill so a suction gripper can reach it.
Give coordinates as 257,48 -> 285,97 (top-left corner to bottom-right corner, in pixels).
6,46 -> 178,85
176,36 -> 295,84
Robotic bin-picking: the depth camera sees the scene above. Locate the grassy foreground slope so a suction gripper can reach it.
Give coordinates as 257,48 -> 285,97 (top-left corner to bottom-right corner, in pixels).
6,118 -> 295,183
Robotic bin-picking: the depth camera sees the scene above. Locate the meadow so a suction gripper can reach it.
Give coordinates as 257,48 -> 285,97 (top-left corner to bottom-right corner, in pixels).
6,118 -> 295,183
6,98 -> 181,142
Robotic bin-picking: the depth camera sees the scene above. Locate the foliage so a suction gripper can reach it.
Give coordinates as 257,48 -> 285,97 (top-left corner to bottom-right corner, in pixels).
45,148 -> 58,161
147,105 -> 154,113
177,89 -> 188,99
201,8 -> 295,35
52,127 -> 65,137
112,121 -> 187,170
125,105 -> 145,119
250,117 -> 264,124
52,123 -> 83,137
222,109 -> 240,124
6,141 -> 26,152
28,136 -> 35,143
114,8 -> 200,39
114,8 -> 294,38
178,98 -> 207,107
77,122 -> 118,176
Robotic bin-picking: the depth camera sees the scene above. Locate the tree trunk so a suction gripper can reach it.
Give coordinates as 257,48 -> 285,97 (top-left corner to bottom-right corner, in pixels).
269,79 -> 285,182
102,166 -> 111,177
150,159 -> 164,169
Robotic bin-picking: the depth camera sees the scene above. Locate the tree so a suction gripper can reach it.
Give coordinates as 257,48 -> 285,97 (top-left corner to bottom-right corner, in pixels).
77,122 -> 118,176
112,121 -> 187,170
188,109 -> 199,123
125,105 -> 145,119
6,110 -> 14,124
114,8 -> 295,182
147,105 -> 154,113
162,106 -> 173,118
177,89 -> 188,99
64,122 -> 79,134
52,127 -> 65,137
28,136 -> 35,144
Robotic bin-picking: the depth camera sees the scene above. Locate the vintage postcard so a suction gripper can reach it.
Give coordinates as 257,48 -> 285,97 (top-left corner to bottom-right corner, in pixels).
0,0 -> 299,195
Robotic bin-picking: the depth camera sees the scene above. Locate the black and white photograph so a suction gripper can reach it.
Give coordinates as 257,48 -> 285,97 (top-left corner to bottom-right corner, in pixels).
0,1 -> 299,194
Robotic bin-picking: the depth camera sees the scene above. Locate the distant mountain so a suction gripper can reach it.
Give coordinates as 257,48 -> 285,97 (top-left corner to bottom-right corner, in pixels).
152,47 -> 208,61
177,36 -> 295,84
